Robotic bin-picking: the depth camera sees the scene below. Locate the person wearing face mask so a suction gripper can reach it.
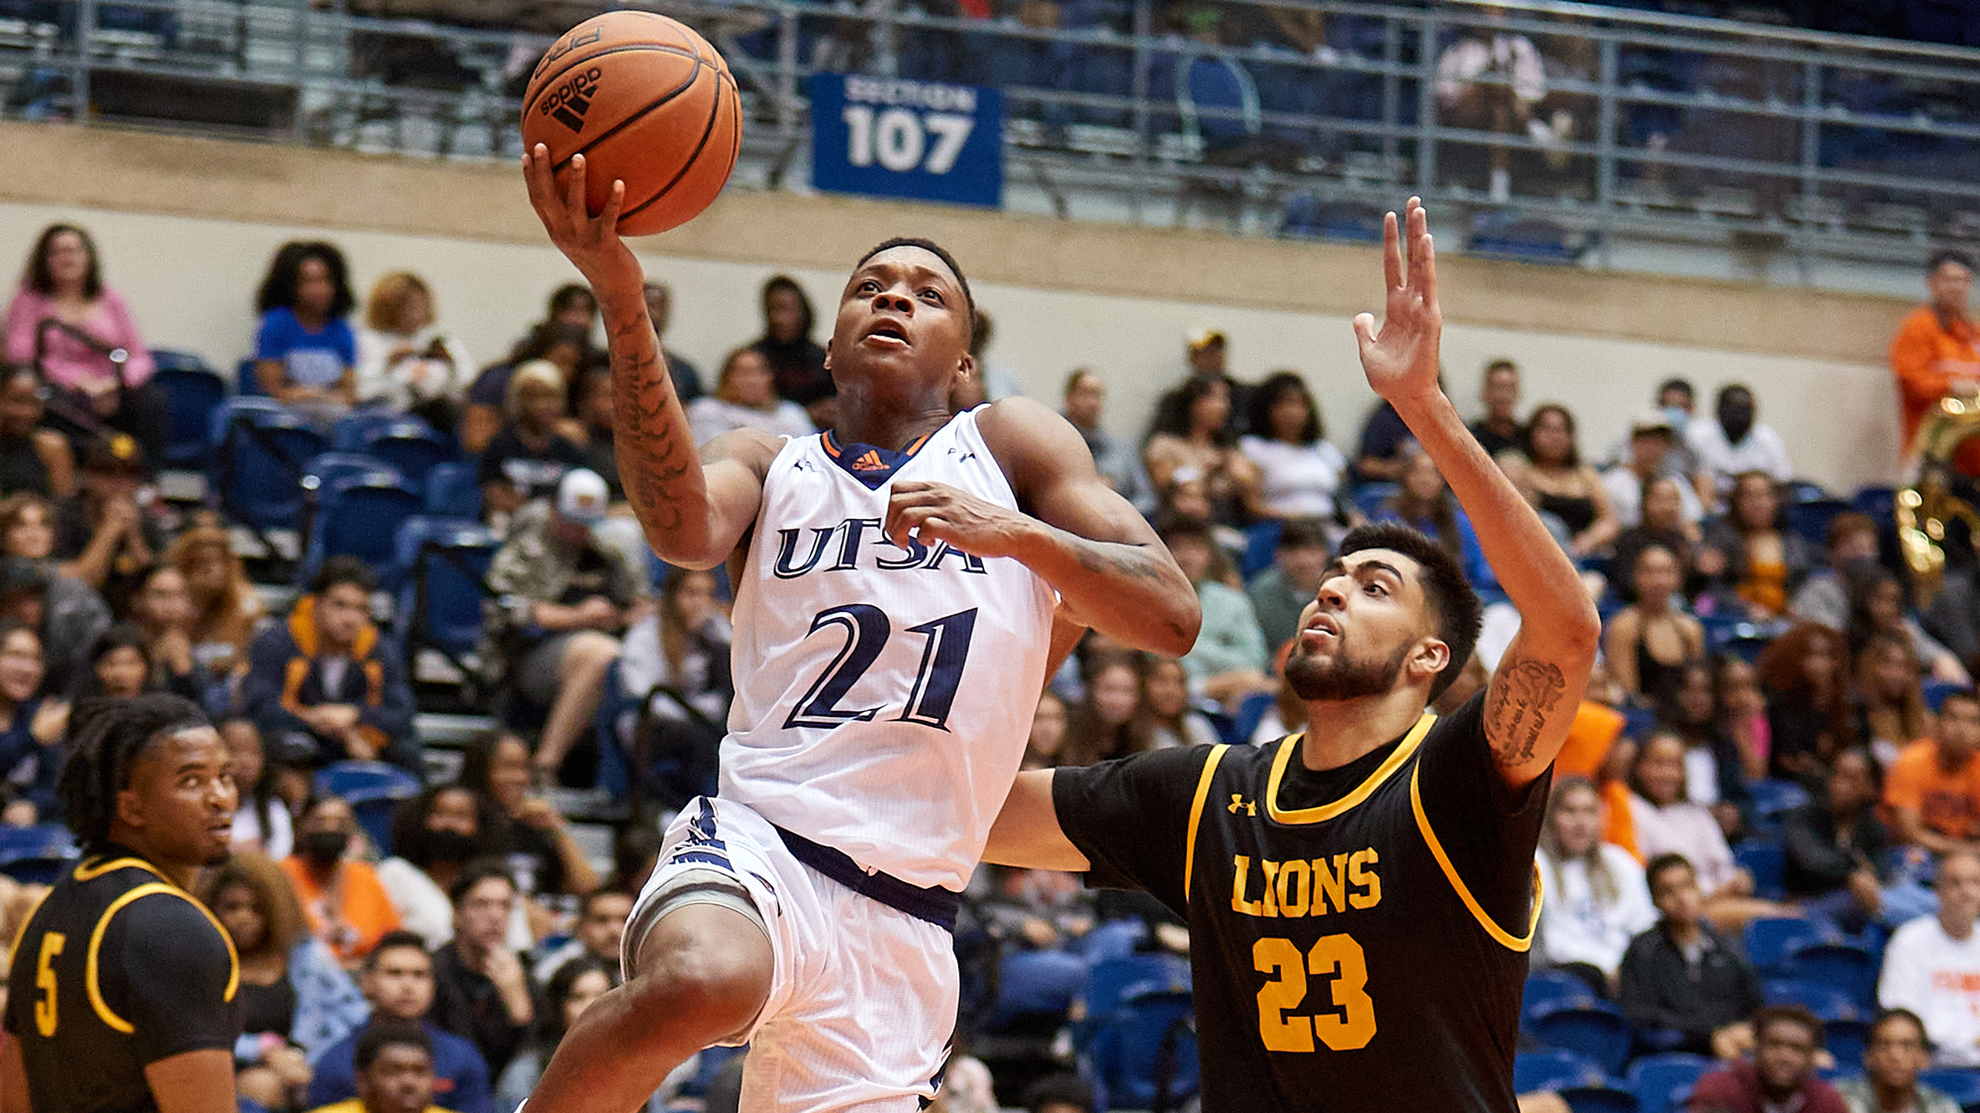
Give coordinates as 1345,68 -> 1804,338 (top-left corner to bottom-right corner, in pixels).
375,786 -> 525,953
283,795 -> 404,968
1686,384 -> 1792,511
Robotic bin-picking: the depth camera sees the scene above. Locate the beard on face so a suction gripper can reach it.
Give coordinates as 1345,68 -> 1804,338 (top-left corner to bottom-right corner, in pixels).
1285,629 -> 1414,702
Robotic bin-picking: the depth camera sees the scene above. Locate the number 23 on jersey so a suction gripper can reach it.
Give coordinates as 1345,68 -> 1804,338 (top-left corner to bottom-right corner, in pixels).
1254,933 -> 1376,1053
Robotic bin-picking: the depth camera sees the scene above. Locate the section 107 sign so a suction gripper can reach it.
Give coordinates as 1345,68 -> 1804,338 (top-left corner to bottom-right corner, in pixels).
810,73 -> 1003,208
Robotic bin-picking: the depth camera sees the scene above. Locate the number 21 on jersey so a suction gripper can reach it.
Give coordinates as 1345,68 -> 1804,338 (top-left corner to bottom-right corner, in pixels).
1254,933 -> 1376,1052
786,605 -> 977,730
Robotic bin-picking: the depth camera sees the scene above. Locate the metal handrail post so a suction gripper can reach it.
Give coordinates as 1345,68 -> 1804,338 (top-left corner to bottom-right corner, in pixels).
1414,11 -> 1436,196
74,0 -> 96,122
1594,35 -> 1617,270
1129,0 -> 1151,223
1380,11 -> 1399,181
1798,57 -> 1821,284
778,4 -> 798,140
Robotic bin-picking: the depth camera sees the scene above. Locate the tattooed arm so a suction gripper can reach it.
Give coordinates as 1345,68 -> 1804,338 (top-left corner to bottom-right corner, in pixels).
1352,200 -> 1598,787
522,147 -> 771,566
885,396 -> 1201,657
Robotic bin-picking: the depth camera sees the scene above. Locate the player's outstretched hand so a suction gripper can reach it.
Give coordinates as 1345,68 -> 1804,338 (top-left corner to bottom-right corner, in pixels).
885,480 -> 1030,560
1351,196 -> 1442,406
522,144 -> 641,293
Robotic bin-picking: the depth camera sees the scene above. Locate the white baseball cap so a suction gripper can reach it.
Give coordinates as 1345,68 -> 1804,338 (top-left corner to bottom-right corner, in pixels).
556,468 -> 609,525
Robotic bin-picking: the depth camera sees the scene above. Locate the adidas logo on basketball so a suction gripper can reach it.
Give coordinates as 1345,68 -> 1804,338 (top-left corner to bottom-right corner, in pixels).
851,450 -> 887,471
541,67 -> 603,132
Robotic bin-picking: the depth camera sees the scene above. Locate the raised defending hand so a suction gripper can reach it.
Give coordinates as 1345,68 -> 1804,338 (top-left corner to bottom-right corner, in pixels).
1351,197 -> 1443,406
522,145 -> 640,293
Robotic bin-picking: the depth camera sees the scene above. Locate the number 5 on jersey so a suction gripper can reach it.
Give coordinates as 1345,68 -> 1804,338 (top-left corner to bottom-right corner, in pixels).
34,932 -> 65,1037
1254,934 -> 1376,1052
786,606 -> 977,730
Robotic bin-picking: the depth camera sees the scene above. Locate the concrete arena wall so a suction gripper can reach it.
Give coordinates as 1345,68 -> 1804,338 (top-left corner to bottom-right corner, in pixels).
0,121 -> 1913,493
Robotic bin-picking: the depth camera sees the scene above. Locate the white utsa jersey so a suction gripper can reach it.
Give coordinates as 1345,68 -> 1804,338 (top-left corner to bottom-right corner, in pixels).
720,409 -> 1055,891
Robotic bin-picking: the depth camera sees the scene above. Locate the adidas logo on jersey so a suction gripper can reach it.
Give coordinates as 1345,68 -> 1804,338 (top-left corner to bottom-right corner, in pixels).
850,449 -> 888,471
541,67 -> 602,132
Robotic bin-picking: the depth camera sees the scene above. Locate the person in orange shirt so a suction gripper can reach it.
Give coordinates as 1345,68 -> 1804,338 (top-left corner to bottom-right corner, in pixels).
1884,689 -> 1980,855
283,794 -> 403,967
1892,250 -> 1978,455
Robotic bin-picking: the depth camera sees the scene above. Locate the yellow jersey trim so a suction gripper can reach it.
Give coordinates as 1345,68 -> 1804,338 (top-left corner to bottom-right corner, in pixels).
1408,764 -> 1543,952
1182,744 -> 1231,902
72,856 -> 168,884
87,884 -> 242,1033
1264,713 -> 1437,825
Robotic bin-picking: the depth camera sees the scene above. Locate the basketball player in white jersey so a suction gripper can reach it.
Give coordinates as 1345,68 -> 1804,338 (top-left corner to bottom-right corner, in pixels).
518,148 -> 1201,1111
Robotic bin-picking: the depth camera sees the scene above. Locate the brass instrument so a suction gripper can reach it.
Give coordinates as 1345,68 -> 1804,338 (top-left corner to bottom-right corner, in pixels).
1899,393 -> 1980,603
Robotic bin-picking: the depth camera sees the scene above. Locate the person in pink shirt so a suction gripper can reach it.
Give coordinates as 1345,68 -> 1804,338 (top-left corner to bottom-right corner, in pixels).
4,224 -> 164,468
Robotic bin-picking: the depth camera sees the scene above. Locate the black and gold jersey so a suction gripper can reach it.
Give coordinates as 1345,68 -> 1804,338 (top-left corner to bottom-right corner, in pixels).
1053,693 -> 1549,1112
3,849 -> 241,1113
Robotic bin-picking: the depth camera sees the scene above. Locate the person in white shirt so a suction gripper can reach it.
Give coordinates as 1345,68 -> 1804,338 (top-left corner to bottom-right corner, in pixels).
1236,371 -> 1349,521
1629,731 -> 1787,931
353,271 -> 471,419
1687,384 -> 1793,509
1536,776 -> 1657,996
684,347 -> 814,447
1879,850 -> 1980,1066
1603,412 -> 1704,528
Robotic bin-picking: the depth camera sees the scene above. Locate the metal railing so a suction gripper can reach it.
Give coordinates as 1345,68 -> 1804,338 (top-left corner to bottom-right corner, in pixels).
4,0 -> 1977,283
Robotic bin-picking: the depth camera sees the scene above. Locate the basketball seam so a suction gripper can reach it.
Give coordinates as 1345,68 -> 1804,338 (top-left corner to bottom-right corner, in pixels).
619,69 -> 736,224
547,59 -> 707,174
524,42 -> 707,119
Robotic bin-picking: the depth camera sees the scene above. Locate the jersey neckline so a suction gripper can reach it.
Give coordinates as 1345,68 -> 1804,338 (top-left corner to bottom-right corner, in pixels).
1264,712 -> 1438,825
820,427 -> 939,489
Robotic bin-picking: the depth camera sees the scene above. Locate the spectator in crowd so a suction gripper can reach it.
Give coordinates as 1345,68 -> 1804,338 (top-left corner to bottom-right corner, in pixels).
1719,656 -> 1772,784
461,321 -> 592,456
483,469 -> 646,786
225,716 -> 293,860
4,224 -> 165,464
1061,368 -> 1150,510
429,862 -> 537,1079
353,272 -> 470,432
1791,513 -> 1885,632
1535,776 -> 1658,998
1848,570 -> 1971,687
1503,403 -> 1619,558
1686,1005 -> 1846,1113
684,347 -> 813,447
457,731 -> 601,904
168,520 -> 264,678
643,281 -> 702,406
308,1023 -> 448,1113
478,360 -> 587,529
1891,250 -> 1978,459
125,560 -> 213,702
1353,395 -> 1413,481
1878,849 -> 1980,1065
200,852 -> 369,1109
1245,516 -> 1328,656
1373,450 -> 1493,589
1468,358 -> 1523,458
1884,689 -> 1980,856
1236,371 -> 1347,521
1757,623 -> 1855,785
1836,1008 -> 1965,1113
244,557 -> 417,771
1135,655 -> 1219,749
0,621 -> 65,818
1180,327 -> 1247,432
0,364 -> 72,499
283,795 -> 405,967
1604,412 -> 1704,529
83,621 -> 152,699
0,545 -> 107,697
307,932 -> 494,1113
1783,747 -> 1915,934
544,284 -> 596,334
612,567 -> 732,808
1658,661 -> 1747,833
1704,472 -> 1812,621
1434,16 -> 1550,199
1856,632 -> 1935,768
1159,517 -> 1272,709
1604,544 -> 1705,706
254,241 -> 357,413
1619,853 -> 1765,1059
375,786 -> 522,951
1022,690 -> 1069,769
1612,475 -> 1707,605
568,358 -> 620,501
751,274 -> 833,427
1059,651 -> 1143,766
1688,385 -> 1792,507
1628,732 -> 1779,928
494,957 -> 616,1113
530,888 -> 633,985
1144,376 -> 1258,528
54,434 -> 161,607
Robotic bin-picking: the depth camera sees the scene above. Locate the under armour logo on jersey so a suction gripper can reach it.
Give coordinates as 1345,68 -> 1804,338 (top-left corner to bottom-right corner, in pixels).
851,449 -> 888,471
1228,794 -> 1256,816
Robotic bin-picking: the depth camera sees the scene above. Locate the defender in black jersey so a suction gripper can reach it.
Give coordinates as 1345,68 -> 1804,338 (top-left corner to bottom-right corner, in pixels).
985,199 -> 1602,1111
2,695 -> 242,1113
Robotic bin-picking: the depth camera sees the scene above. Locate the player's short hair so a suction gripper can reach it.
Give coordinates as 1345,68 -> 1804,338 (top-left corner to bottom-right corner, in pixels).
1751,1004 -> 1824,1049
355,1020 -> 433,1073
1335,522 -> 1482,702
855,237 -> 975,320
447,858 -> 517,905
1870,1006 -> 1932,1049
59,693 -> 211,853
1656,377 -> 1693,403
1643,852 -> 1695,898
365,930 -> 433,971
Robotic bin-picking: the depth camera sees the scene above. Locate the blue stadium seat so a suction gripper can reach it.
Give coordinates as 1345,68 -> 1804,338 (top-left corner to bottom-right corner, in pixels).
1515,1049 -> 1606,1094
1526,1000 -> 1632,1076
1523,969 -> 1600,1028
332,410 -> 411,452
1240,519 -> 1282,580
1082,992 -> 1198,1113
1853,486 -> 1897,522
1762,979 -> 1863,1024
361,420 -> 454,487
1786,499 -> 1851,548
1917,1067 -> 1980,1106
1745,916 -> 1824,975
393,517 -> 498,681
152,353 -> 228,469
1733,842 -> 1788,902
1078,952 -> 1192,1035
425,461 -> 482,519
1079,918 -> 1148,962
1179,53 -> 1259,148
1229,689 -> 1277,745
0,823 -> 78,885
1747,780 -> 1811,822
1626,1053 -> 1715,1113
1352,482 -> 1399,517
990,949 -> 1089,1029
1788,940 -> 1879,1008
1824,1016 -> 1871,1068
298,468 -> 423,588
1467,213 -> 1589,265
314,760 -> 421,854
210,400 -> 330,535
1924,678 -> 1964,713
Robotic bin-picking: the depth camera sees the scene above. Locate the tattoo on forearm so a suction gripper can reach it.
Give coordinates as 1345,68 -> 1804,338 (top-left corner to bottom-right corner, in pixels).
1486,657 -> 1568,764
1066,536 -> 1169,583
610,325 -> 692,535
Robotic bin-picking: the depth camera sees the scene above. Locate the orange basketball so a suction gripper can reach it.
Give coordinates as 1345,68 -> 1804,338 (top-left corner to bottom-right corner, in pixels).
521,11 -> 741,237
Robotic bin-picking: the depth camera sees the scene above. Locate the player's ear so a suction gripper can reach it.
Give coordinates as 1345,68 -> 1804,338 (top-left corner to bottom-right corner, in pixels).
1412,637 -> 1450,685
114,786 -> 144,831
957,352 -> 977,381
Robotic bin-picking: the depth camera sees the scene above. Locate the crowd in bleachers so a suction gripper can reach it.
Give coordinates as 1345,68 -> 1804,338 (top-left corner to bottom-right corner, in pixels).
4,210 -> 1980,1112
